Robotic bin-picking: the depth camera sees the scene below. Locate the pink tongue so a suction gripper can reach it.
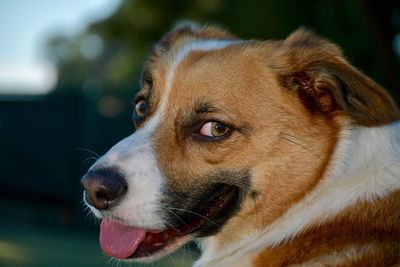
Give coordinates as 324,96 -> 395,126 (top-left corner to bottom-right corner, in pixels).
100,218 -> 147,259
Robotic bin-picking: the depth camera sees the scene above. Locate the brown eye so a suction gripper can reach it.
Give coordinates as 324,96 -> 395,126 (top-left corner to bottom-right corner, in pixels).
134,99 -> 148,118
199,121 -> 230,137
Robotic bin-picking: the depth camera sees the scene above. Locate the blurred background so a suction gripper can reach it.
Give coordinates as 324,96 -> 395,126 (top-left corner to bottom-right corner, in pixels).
0,0 -> 399,266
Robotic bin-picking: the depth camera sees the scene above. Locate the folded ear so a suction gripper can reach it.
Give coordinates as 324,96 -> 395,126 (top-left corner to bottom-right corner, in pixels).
149,21 -> 235,63
273,28 -> 399,126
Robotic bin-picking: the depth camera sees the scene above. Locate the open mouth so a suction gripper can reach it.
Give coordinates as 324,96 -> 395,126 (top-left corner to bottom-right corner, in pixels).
99,184 -> 238,259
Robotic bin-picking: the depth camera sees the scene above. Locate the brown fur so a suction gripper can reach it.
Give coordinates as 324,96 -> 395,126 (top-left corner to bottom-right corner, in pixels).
253,191 -> 400,266
136,24 -> 400,266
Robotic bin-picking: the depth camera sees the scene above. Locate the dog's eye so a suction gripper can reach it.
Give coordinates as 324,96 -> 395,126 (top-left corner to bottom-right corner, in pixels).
199,121 -> 230,138
134,99 -> 148,118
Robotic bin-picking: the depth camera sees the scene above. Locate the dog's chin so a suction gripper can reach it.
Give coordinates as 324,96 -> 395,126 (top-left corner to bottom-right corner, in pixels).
99,184 -> 239,262
122,234 -> 192,263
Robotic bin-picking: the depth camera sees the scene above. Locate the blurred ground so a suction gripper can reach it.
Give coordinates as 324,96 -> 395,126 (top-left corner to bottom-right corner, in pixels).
0,219 -> 195,267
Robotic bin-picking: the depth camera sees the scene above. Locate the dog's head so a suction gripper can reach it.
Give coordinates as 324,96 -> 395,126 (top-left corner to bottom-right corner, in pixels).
81,23 -> 399,263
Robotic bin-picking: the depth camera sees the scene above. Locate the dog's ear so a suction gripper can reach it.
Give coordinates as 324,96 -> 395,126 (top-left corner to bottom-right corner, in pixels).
273,28 -> 399,126
149,21 -> 235,63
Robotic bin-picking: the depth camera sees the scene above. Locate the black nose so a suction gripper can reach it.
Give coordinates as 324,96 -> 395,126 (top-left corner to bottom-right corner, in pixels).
81,168 -> 128,210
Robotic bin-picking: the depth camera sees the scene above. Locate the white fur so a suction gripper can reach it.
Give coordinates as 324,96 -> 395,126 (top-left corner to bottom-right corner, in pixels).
85,39 -> 239,229
195,121 -> 400,267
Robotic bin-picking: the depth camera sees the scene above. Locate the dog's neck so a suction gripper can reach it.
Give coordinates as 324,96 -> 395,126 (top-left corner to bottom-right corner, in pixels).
194,121 -> 400,267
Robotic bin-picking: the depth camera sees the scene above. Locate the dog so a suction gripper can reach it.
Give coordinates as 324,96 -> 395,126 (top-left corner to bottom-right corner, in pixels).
81,22 -> 400,266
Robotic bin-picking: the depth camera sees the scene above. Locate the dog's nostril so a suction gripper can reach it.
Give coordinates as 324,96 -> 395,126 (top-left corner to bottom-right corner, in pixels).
81,168 -> 128,210
95,185 -> 127,203
96,190 -> 108,201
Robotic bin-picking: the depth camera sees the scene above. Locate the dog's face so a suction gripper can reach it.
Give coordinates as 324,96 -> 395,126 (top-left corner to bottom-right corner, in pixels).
81,23 -> 398,262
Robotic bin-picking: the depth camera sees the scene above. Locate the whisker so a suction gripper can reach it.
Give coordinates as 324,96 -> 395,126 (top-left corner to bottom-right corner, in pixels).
75,147 -> 101,158
162,219 -> 184,237
84,156 -> 99,164
182,243 -> 200,259
168,254 -> 177,266
164,208 -> 190,230
167,207 -> 221,228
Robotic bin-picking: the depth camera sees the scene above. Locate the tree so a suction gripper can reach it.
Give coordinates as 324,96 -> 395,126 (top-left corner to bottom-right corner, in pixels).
46,0 -> 400,102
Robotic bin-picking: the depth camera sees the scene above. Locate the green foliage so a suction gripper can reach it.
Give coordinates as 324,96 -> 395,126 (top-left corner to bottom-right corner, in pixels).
46,0 -> 400,101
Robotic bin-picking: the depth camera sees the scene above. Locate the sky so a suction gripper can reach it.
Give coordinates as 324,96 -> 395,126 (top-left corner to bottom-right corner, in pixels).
0,0 -> 121,94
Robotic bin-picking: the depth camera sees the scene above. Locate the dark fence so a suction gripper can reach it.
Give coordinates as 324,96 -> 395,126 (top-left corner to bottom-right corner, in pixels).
0,89 -> 133,228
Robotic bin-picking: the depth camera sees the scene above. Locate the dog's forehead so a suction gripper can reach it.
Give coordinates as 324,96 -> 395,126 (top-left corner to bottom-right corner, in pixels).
147,39 -> 245,114
165,39 -> 241,84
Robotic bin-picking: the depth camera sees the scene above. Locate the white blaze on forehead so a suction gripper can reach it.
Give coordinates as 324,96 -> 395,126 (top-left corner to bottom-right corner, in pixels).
86,39 -> 240,229
153,39 -> 240,130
